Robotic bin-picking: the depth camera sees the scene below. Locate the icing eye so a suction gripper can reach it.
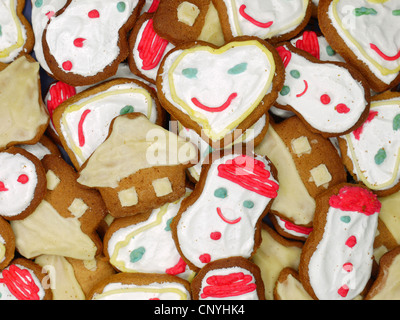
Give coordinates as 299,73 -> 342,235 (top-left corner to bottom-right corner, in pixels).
214,187 -> 227,199
228,62 -> 248,75
290,70 -> 301,79
182,68 -> 198,79
280,86 -> 290,96
393,10 -> 400,16
243,200 -> 254,209
326,46 -> 336,56
320,94 -> 331,105
17,174 -> 29,184
353,7 -> 377,16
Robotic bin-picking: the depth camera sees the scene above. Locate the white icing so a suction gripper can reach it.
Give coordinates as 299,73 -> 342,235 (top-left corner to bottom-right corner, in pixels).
44,0 -> 139,76
276,45 -> 367,134
328,0 -> 400,84
17,142 -> 51,160
220,0 -> 309,39
308,206 -> 378,300
0,152 -> 38,218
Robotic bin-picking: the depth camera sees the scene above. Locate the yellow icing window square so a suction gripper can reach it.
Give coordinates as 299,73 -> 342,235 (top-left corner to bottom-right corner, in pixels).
291,136 -> 311,156
68,198 -> 89,218
118,187 -> 138,207
177,1 -> 200,26
46,170 -> 60,190
310,164 -> 332,187
152,177 -> 173,197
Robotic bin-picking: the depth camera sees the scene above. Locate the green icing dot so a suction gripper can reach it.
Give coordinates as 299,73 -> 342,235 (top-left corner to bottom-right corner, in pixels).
393,10 -> 400,16
354,7 -> 377,16
214,187 -> 227,199
117,1 -> 126,12
130,247 -> 145,263
340,216 -> 351,223
182,68 -> 198,79
280,86 -> 290,96
120,105 -> 134,115
393,114 -> 400,131
165,217 -> 173,231
35,0 -> 43,7
0,26 -> 2,37
290,70 -> 301,79
374,148 -> 387,165
326,45 -> 336,56
228,62 -> 248,75
243,200 -> 254,209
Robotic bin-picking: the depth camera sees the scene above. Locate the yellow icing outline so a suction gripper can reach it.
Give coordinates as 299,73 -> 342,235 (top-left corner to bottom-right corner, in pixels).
0,242 -> 6,262
0,0 -> 25,59
230,0 -> 309,38
93,287 -> 189,300
168,40 -> 275,141
61,88 -> 153,163
331,0 -> 400,76
345,99 -> 400,190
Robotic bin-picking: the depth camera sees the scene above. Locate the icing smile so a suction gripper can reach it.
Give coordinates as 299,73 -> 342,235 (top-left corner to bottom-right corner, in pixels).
296,80 -> 308,97
191,93 -> 238,113
370,43 -> 400,61
216,207 -> 241,225
239,5 -> 274,28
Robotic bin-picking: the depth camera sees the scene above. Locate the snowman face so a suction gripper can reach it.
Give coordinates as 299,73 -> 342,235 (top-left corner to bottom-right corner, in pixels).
0,153 -> 38,218
163,40 -> 275,142
176,154 -> 278,268
222,0 -> 309,39
276,45 -> 367,134
329,0 -> 400,82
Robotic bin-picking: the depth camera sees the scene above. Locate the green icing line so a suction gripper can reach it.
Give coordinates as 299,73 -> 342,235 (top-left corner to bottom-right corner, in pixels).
130,247 -> 146,263
354,7 -> 377,16
393,114 -> 400,131
120,105 -> 134,115
374,148 -> 387,165
182,68 -> 198,79
393,10 -> 400,16
228,62 -> 247,75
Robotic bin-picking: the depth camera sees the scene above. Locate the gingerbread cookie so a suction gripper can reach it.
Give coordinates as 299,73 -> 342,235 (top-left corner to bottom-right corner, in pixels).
270,214 -> 313,242
87,272 -> 191,300
318,0 -> 400,92
0,0 -> 34,63
274,267 -> 313,300
299,183 -> 381,300
0,217 -> 15,270
338,91 -> 400,197
77,113 -> 198,218
0,55 -> 49,151
212,0 -> 312,43
42,0 -> 144,86
0,147 -> 47,221
274,42 -> 371,137
191,257 -> 265,300
157,36 -> 284,148
172,149 -> 279,272
11,154 -> 107,260
52,78 -> 164,169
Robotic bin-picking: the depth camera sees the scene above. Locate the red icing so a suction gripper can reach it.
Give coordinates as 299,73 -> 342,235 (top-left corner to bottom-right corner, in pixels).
217,155 -> 279,199
88,9 -> 100,18
45,11 -> 55,19
282,219 -> 313,236
276,46 -> 292,68
336,103 -> 350,114
147,0 -> 160,13
199,254 -> 211,264
295,31 -> 320,60
0,265 -> 40,300
47,82 -> 77,119
238,5 -> 273,28
345,236 -> 357,248
216,207 -> 241,225
62,60 -> 73,71
78,109 -> 91,147
166,257 -> 187,276
296,80 -> 308,98
191,93 -> 238,113
17,174 -> 29,184
0,182 -> 8,192
320,94 -> 331,105
73,38 -> 86,48
352,110 -> 379,140
137,19 -> 169,71
370,43 -> 400,61
343,263 -> 353,272
210,231 -> 222,240
329,186 -> 381,215
338,284 -> 349,298
201,272 -> 257,299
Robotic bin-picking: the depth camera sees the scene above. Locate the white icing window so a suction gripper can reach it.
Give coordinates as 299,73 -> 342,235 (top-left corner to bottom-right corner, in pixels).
68,198 -> 89,218
118,187 -> 139,207
152,177 -> 173,197
46,170 -> 60,191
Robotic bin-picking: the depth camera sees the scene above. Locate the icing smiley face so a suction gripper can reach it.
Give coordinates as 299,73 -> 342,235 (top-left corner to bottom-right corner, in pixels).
216,0 -> 310,40
173,153 -> 279,270
160,39 -> 277,144
275,44 -> 369,136
325,0 -> 400,89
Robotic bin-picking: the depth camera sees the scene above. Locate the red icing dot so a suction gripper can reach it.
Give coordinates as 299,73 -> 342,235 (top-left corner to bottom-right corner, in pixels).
210,232 -> 222,240
338,284 -> 349,298
320,94 -> 331,105
199,254 -> 211,264
73,38 -> 86,48
345,236 -> 357,248
45,11 -> 55,19
336,103 -> 350,114
62,61 -> 73,71
88,9 -> 100,18
17,174 -> 29,184
343,263 -> 353,272
0,181 -> 8,192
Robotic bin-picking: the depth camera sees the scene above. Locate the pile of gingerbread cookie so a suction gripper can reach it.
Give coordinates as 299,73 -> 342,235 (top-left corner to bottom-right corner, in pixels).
0,0 -> 399,300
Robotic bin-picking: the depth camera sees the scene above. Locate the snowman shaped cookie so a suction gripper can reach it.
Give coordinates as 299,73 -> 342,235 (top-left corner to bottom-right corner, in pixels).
171,149 -> 279,272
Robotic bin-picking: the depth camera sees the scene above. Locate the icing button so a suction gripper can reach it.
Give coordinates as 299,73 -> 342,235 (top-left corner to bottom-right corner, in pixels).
210,232 -> 222,240
199,253 -> 211,264
62,61 -> 73,71
88,9 -> 100,18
